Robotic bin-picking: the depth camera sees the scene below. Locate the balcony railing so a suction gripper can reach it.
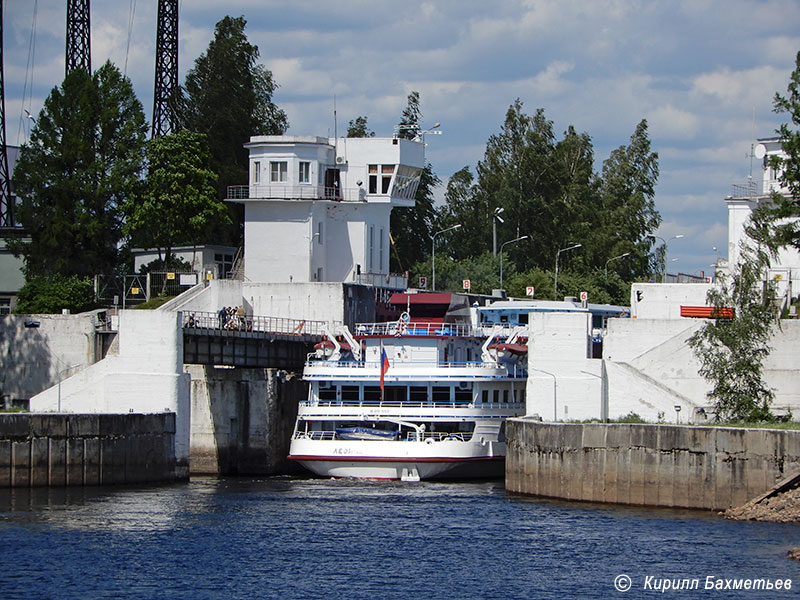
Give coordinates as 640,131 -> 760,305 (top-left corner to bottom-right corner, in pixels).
353,271 -> 407,290
227,184 -> 366,202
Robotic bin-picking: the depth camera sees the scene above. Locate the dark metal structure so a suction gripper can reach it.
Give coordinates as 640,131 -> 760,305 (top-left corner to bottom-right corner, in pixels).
152,0 -> 179,138
66,0 -> 91,77
0,0 -> 14,228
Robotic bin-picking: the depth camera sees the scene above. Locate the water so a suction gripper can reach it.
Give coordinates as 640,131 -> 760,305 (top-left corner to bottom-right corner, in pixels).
1,477 -> 799,599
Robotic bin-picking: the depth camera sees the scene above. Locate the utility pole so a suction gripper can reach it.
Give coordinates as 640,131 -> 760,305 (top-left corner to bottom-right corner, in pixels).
0,0 -> 13,228
152,0 -> 180,138
66,0 -> 91,77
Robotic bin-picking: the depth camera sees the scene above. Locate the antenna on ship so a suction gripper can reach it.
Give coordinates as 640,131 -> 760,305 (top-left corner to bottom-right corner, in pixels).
748,106 -> 756,181
333,94 -> 338,157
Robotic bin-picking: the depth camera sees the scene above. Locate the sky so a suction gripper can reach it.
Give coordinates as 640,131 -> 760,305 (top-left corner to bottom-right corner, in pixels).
3,0 -> 800,279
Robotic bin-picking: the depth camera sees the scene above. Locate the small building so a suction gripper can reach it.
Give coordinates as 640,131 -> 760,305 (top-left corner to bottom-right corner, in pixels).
0,145 -> 25,313
227,135 -> 424,286
131,244 -> 238,279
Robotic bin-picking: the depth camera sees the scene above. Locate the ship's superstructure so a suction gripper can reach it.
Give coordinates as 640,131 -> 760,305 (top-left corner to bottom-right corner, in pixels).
288,293 -> 527,480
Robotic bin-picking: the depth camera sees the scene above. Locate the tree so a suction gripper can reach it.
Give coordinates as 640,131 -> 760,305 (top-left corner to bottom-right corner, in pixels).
595,120 -> 661,280
8,61 -> 147,278
123,130 -> 225,265
14,275 -> 95,314
688,242 -> 778,422
182,16 -> 288,244
390,92 -> 440,272
347,116 -> 374,138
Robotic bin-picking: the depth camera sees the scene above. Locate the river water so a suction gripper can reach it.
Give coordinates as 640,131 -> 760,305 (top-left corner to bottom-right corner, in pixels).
1,477 -> 799,599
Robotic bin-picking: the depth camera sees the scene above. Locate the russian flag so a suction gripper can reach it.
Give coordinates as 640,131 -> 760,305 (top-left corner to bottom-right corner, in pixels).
380,346 -> 390,390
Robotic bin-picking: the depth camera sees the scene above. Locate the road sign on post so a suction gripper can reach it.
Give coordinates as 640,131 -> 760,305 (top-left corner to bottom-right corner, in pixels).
580,291 -> 588,308
463,279 -> 471,290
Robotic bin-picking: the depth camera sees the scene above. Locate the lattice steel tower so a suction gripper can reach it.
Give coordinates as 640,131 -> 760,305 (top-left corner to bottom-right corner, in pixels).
0,0 -> 14,228
152,0 -> 179,138
66,0 -> 91,77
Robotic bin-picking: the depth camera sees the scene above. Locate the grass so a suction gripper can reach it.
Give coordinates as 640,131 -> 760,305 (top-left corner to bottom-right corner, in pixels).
132,295 -> 176,310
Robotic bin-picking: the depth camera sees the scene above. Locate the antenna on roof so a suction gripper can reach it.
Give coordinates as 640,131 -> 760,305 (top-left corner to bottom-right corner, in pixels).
748,106 -> 756,180
333,95 -> 338,157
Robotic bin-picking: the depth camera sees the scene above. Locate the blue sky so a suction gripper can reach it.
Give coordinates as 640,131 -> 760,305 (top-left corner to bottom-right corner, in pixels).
4,0 -> 800,278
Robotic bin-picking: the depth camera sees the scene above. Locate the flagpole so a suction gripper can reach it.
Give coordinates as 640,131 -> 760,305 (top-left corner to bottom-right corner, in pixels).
380,338 -> 384,403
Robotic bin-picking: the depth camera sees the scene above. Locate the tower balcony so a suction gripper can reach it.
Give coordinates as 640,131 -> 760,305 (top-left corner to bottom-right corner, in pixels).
227,184 -> 367,203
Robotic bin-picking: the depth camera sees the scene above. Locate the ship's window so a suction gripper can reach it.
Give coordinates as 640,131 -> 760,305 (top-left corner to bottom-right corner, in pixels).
432,386 -> 450,404
299,161 -> 310,184
318,385 -> 336,402
341,385 -> 359,403
519,313 -> 528,324
482,389 -> 489,403
493,389 -> 499,403
410,386 -> 427,403
384,386 -> 406,404
364,386 -> 381,403
253,161 -> 260,183
270,161 -> 288,182
455,388 -> 472,405
503,389 -> 509,403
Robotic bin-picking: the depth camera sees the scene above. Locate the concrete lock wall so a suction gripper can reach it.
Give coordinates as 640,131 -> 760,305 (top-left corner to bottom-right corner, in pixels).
186,365 -> 306,475
506,421 -> 800,511
0,312 -> 103,402
0,413 -> 178,487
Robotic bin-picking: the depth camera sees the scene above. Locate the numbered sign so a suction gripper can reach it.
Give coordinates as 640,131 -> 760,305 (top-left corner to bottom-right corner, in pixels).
419,276 -> 427,289
463,279 -> 471,290
526,286 -> 535,297
580,291 -> 588,301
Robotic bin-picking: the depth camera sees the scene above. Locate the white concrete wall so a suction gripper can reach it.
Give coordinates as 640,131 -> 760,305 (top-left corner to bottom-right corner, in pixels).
526,312 -> 604,421
29,311 -> 191,476
242,282 -> 346,324
630,283 -> 713,319
0,312 -> 100,400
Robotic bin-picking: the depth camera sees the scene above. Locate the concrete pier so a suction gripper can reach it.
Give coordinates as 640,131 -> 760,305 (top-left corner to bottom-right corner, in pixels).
506,420 -> 800,511
0,413 -> 179,487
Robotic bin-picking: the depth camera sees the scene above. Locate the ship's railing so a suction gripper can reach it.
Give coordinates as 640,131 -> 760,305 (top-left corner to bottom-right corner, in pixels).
303,399 -> 525,409
354,321 -> 477,337
293,430 -> 473,442
304,359 -> 527,379
182,310 -> 333,336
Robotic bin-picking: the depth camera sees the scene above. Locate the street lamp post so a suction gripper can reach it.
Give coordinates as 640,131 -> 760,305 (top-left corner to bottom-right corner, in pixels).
492,208 -> 504,256
499,235 -> 528,289
431,224 -> 461,291
648,234 -> 684,282
604,252 -> 631,282
554,243 -> 581,300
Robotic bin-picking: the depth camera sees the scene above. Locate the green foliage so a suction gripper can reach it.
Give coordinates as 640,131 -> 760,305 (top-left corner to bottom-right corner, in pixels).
9,61 -> 147,278
688,244 -> 778,422
132,295 -> 176,310
433,100 -> 660,285
14,275 -> 95,314
346,116 -> 374,138
182,15 -> 287,245
608,412 -> 648,424
390,92 -> 440,272
123,130 -> 225,262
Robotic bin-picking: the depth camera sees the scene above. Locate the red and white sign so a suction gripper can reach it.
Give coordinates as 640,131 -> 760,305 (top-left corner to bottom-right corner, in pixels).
463,279 -> 471,290
418,276 -> 427,289
580,291 -> 588,301
525,286 -> 535,297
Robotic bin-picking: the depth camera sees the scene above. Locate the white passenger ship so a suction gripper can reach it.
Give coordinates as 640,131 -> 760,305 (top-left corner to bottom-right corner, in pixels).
288,293 -> 527,481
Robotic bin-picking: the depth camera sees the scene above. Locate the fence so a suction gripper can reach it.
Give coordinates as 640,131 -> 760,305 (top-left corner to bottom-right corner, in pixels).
95,271 -> 200,308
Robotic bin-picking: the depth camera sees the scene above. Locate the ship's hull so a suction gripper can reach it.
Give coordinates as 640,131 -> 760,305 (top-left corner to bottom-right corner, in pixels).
289,438 -> 506,481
